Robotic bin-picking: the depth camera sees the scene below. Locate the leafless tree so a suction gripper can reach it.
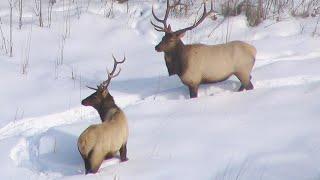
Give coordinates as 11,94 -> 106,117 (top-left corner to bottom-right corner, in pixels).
8,0 -> 13,57
0,18 -> 8,55
18,0 -> 23,29
34,0 -> 44,27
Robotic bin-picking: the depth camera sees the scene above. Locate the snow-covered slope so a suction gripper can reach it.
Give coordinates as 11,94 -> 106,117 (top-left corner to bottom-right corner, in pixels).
0,0 -> 320,179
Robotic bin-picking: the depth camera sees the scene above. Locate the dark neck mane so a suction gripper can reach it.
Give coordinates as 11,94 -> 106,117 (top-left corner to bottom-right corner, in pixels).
165,40 -> 184,76
96,95 -> 119,122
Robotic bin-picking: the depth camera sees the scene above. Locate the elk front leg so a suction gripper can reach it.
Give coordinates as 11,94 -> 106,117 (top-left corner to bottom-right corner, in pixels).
119,143 -> 128,162
188,85 -> 199,98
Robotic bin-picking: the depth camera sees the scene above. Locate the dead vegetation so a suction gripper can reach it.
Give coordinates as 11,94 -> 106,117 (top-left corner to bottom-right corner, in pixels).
0,0 -> 318,59
216,0 -> 320,26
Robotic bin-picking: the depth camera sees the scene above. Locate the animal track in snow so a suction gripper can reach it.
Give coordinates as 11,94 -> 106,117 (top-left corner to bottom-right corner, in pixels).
143,75 -> 320,100
0,107 -> 96,140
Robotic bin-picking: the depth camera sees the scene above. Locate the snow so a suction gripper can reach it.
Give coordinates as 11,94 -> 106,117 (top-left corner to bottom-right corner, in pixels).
0,0 -> 320,179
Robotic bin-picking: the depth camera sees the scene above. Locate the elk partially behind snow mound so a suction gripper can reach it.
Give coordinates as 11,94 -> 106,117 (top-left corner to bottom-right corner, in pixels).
78,55 -> 129,174
152,0 -> 257,98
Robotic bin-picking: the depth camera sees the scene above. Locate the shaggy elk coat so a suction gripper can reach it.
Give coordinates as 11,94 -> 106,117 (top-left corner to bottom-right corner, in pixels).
152,0 -> 257,98
77,56 -> 128,174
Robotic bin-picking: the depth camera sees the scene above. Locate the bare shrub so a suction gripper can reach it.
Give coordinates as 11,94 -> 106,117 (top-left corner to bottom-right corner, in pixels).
105,0 -> 115,18
9,0 -> 13,57
170,0 -> 192,18
18,0 -> 23,29
220,0 -> 243,17
244,0 -> 263,27
21,26 -> 32,75
215,0 -> 320,26
206,0 -> 264,26
14,108 -> 24,123
63,0 -> 71,37
0,18 -> 9,55
47,0 -> 55,27
116,0 -> 128,3
57,35 -> 66,66
34,0 -> 44,27
312,15 -> 320,36
290,0 -> 317,18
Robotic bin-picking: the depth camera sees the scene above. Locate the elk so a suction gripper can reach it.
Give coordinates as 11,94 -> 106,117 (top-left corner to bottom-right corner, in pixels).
151,0 -> 257,98
78,55 -> 129,174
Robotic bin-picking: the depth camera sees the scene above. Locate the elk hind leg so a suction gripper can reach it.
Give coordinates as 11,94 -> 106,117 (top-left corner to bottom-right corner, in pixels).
235,71 -> 254,91
79,152 -> 91,175
87,149 -> 104,174
120,143 -> 128,162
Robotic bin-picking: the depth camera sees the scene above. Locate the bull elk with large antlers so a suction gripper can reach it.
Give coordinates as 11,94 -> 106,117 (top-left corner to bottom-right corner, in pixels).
78,55 -> 129,174
151,0 -> 257,98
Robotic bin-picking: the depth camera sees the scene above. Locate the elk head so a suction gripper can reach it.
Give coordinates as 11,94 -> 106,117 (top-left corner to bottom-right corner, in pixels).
82,55 -> 126,113
151,0 -> 216,75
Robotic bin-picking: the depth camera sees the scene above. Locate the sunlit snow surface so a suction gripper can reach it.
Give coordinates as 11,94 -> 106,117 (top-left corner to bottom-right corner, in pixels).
0,0 -> 320,179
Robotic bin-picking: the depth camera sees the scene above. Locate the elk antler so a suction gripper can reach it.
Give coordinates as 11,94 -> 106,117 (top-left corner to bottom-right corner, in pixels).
100,55 -> 126,89
151,0 -> 184,33
86,86 -> 98,90
174,0 -> 216,35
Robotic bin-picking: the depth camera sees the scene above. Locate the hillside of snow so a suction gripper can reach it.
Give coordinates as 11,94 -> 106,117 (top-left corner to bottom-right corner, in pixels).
0,0 -> 320,179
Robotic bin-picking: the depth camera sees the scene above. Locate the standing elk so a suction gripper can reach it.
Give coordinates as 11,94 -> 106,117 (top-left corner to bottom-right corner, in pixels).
151,0 -> 257,98
78,55 -> 129,174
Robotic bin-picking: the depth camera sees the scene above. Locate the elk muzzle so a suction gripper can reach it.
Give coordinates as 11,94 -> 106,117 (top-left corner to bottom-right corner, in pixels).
81,99 -> 91,106
155,44 -> 162,52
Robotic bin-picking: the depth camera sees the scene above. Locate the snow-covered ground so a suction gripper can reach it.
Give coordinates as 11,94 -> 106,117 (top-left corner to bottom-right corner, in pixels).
0,0 -> 320,179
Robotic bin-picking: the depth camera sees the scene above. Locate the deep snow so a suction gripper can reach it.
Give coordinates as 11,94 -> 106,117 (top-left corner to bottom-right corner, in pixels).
0,0 -> 320,179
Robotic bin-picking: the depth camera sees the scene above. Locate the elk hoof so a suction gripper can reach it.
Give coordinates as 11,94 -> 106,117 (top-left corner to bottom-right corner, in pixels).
121,157 -> 129,162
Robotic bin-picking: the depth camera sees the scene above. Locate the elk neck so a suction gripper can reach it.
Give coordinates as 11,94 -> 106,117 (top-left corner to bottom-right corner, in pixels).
165,40 -> 185,76
96,94 -> 120,122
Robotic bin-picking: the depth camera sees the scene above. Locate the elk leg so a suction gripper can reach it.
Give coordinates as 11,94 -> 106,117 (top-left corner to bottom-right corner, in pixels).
105,152 -> 116,160
245,81 -> 254,90
87,150 -> 104,174
238,84 -> 245,91
120,143 -> 128,162
235,72 -> 253,91
79,150 -> 92,175
188,85 -> 198,98
84,157 -> 91,174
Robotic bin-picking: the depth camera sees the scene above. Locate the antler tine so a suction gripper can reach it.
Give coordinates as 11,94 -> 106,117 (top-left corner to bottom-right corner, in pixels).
175,0 -> 216,34
151,0 -> 183,33
86,85 -> 98,90
101,55 -> 126,89
151,4 -> 169,32
104,68 -> 121,88
150,20 -> 166,32
108,54 -> 125,75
